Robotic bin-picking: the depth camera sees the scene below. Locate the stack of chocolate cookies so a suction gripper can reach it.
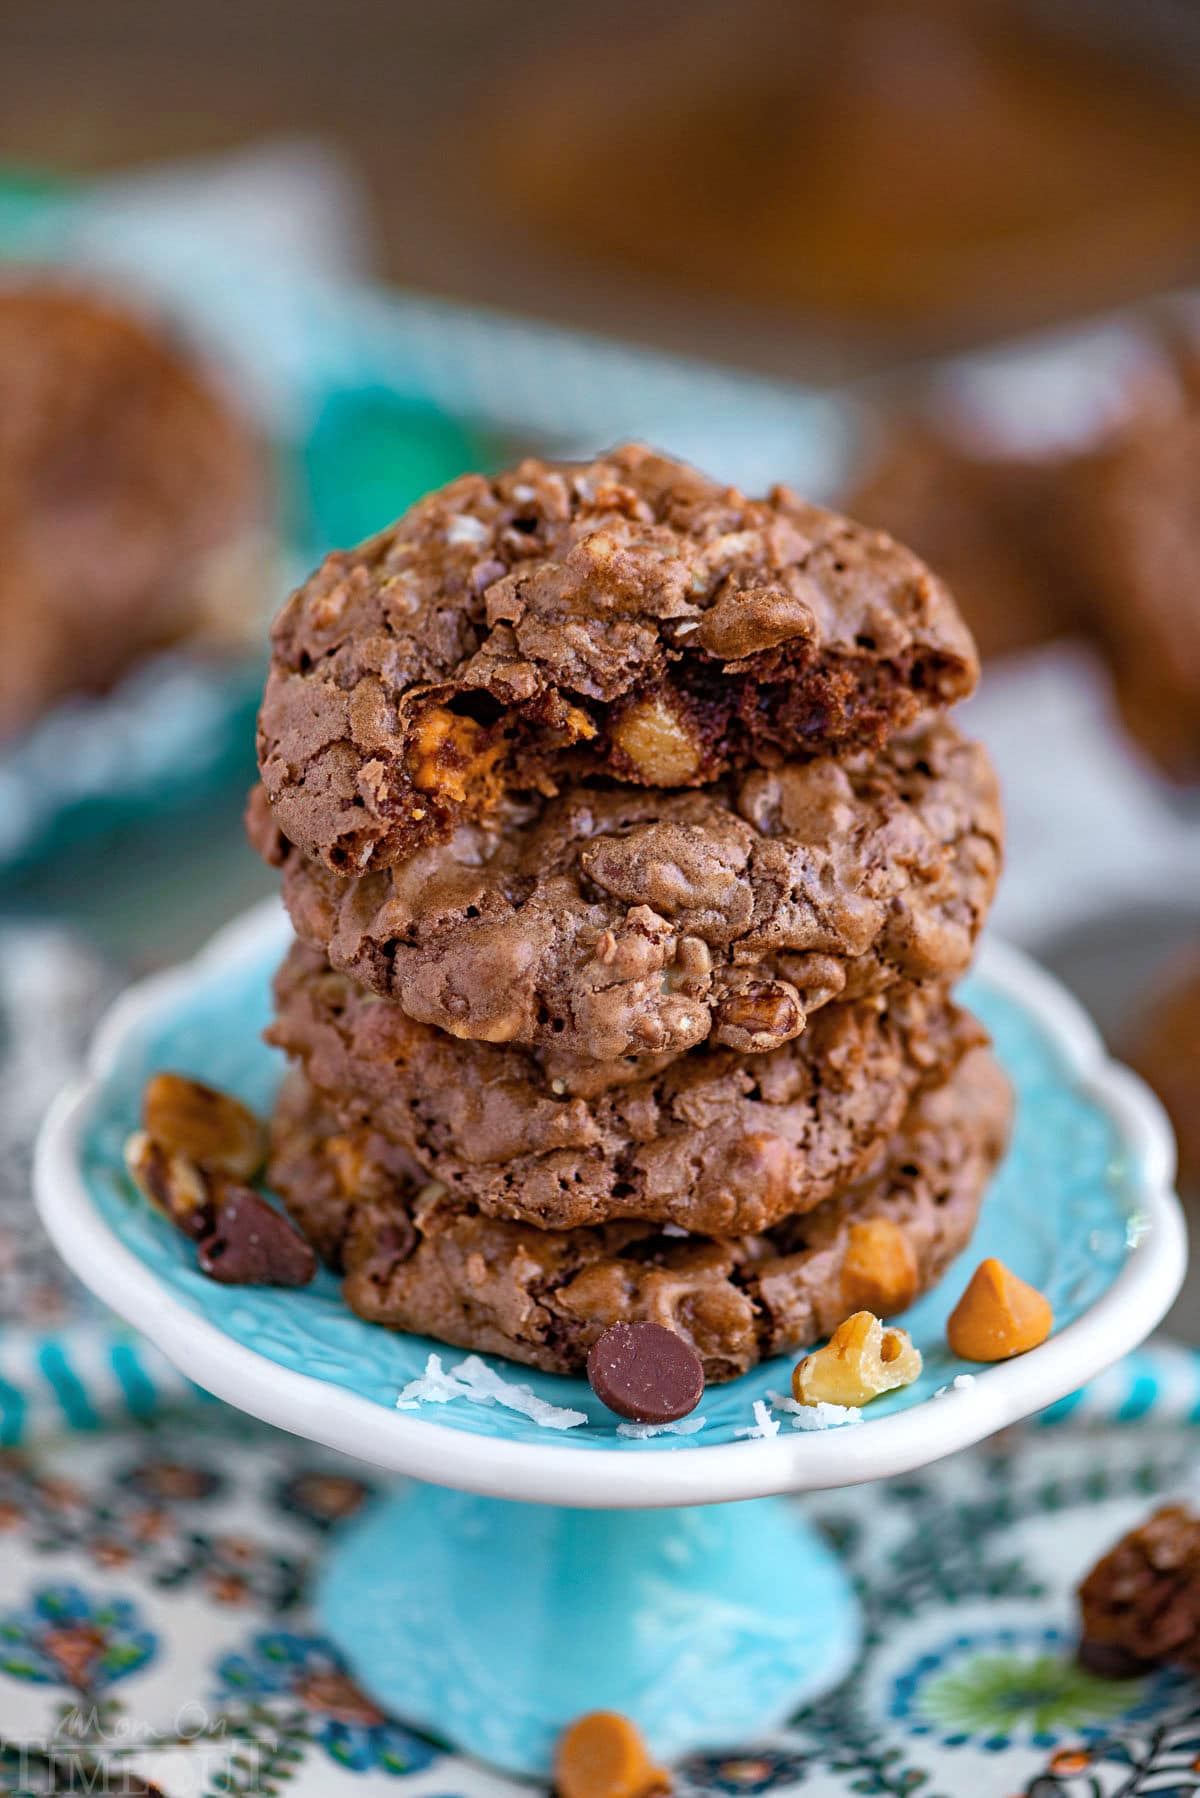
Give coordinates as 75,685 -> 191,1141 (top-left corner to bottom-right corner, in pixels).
249,446 -> 1008,1383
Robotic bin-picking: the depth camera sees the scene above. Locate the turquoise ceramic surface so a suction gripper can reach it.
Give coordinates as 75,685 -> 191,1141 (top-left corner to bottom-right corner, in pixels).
318,1487 -> 861,1773
38,902 -> 1183,1776
77,917 -> 1137,1454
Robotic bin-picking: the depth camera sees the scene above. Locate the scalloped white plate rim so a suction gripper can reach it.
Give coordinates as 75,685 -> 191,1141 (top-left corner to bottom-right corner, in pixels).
35,898 -> 1186,1509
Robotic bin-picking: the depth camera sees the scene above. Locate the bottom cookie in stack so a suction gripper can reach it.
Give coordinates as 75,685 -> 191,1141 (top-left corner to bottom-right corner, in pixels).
266,1042 -> 1011,1384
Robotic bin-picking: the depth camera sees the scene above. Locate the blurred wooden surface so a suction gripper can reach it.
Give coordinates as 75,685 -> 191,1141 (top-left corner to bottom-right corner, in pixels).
6,0 -> 1200,381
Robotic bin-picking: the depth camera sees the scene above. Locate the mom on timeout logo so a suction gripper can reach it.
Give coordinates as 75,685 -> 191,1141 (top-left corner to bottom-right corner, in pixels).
3,1701 -> 270,1796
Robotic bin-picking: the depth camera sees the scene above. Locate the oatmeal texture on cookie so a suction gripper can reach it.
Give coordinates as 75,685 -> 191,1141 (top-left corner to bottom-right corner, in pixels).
250,716 -> 1000,1061
258,445 -> 979,874
267,940 -> 983,1236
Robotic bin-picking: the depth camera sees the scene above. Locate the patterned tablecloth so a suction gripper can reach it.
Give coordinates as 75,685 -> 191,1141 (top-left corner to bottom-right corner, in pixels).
4,926 -> 1200,1798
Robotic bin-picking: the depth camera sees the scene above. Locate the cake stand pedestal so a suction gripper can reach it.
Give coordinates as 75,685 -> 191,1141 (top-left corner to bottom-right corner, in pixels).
317,1487 -> 859,1771
33,901 -> 1186,1776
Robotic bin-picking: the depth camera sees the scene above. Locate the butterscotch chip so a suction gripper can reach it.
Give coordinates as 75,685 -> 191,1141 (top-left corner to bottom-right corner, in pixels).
841,1217 -> 920,1314
946,1257 -> 1052,1361
555,1712 -> 668,1798
257,444 -> 978,875
257,718 -> 1001,1063
142,1073 -> 266,1180
791,1311 -> 922,1408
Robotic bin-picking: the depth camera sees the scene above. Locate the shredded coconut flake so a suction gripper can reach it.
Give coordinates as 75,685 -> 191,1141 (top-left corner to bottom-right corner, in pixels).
736,1399 -> 780,1440
396,1353 -> 586,1429
396,1354 -> 467,1407
660,1222 -> 689,1238
790,1401 -> 863,1431
766,1390 -> 862,1429
616,1416 -> 707,1439
934,1373 -> 977,1399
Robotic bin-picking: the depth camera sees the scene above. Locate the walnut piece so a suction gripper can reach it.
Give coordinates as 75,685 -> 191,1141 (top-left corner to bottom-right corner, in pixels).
124,1129 -> 215,1240
712,975 -> 804,1052
142,1072 -> 266,1180
611,693 -> 701,784
792,1310 -> 923,1408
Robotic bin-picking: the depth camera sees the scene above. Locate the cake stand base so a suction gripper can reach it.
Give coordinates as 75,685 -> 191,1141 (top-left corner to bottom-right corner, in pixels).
315,1481 -> 861,1777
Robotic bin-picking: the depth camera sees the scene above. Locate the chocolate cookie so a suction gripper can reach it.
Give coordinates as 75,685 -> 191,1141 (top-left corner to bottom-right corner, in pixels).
1079,1506 -> 1200,1676
1064,383 -> 1200,780
253,718 -> 1000,1062
267,1047 -> 1010,1381
267,940 -> 982,1235
257,445 -> 978,875
1129,945 -> 1200,1196
846,417 -> 1077,663
0,283 -> 263,736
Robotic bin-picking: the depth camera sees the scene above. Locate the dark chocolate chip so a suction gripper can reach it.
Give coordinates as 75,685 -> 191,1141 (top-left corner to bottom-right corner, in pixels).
1076,1638 -> 1156,1680
586,1321 -> 704,1424
198,1187 -> 317,1287
358,1216 -> 418,1290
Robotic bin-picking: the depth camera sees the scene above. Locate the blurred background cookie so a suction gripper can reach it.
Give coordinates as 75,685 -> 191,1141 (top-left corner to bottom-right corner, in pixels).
0,282 -> 266,736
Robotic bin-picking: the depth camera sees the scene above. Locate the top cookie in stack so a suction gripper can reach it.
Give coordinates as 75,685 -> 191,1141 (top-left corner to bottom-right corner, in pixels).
251,446 -> 1005,1381
257,444 -> 979,878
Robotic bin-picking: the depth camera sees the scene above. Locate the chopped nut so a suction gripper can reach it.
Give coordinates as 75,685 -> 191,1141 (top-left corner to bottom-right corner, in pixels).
142,1073 -> 266,1180
841,1218 -> 920,1315
611,692 -> 701,785
712,977 -> 804,1052
555,1712 -> 669,1798
792,1311 -> 923,1408
946,1258 -> 1053,1361
124,1130 -> 215,1240
326,1131 -> 395,1203
674,935 -> 713,980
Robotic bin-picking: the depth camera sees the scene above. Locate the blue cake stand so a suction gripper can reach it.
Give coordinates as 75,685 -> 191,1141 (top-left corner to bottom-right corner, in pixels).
34,901 -> 1185,1777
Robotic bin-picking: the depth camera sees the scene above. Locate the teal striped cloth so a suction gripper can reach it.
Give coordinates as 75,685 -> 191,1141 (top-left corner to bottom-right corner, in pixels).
0,1323 -> 194,1444
1036,1340 -> 1200,1428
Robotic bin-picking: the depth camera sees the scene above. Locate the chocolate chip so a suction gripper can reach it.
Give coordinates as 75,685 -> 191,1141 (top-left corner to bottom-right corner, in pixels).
198,1187 -> 317,1287
357,1215 -> 418,1291
1076,1638 -> 1155,1680
586,1321 -> 704,1424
